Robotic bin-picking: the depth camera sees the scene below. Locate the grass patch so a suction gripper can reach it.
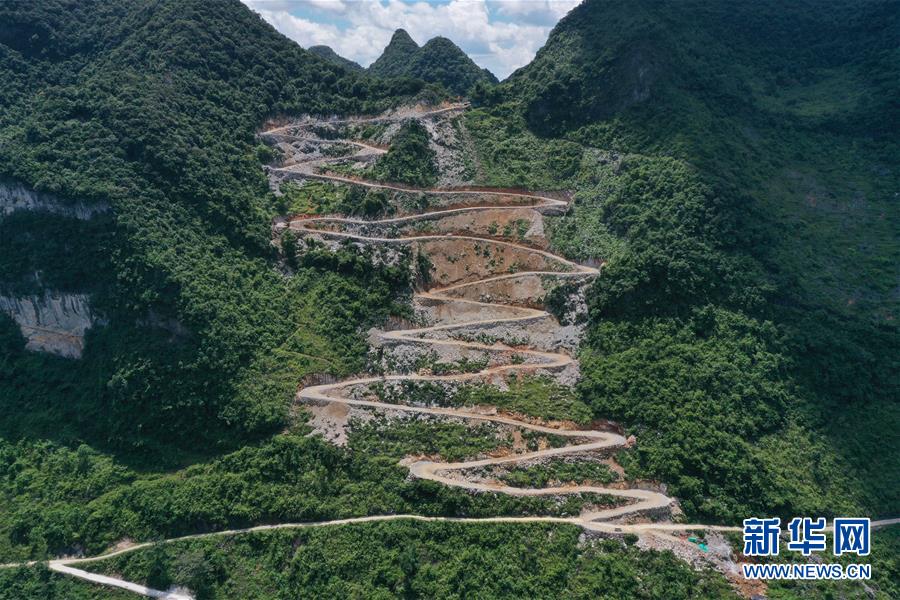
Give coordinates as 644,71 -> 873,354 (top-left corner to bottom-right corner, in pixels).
498,459 -> 619,488
454,376 -> 593,424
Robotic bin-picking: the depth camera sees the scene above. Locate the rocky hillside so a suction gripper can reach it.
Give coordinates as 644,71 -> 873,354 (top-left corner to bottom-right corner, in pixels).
0,181 -> 111,358
369,29 -> 497,95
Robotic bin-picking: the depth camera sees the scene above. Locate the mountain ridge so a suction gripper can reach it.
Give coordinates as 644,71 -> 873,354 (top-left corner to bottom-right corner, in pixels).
308,44 -> 364,71
369,28 -> 497,95
469,0 -> 899,524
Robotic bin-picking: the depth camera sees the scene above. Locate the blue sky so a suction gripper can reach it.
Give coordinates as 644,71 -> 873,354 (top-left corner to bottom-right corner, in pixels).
242,1 -> 581,79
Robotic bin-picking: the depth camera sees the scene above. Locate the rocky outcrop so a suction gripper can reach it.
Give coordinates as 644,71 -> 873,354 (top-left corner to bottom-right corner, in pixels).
0,293 -> 98,358
0,181 -> 108,358
0,180 -> 109,219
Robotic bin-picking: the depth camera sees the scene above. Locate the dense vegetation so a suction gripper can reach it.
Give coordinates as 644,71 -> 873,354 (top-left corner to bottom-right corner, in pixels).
467,0 -> 899,523
372,120 -> 439,187
0,0 -> 429,454
0,565 -> 132,600
367,29 -> 421,77
81,522 -> 736,600
0,0 -> 445,566
276,180 -> 394,219
463,105 -> 585,189
369,29 -> 497,96
307,45 -> 363,72
0,424 -> 599,563
0,210 -> 115,296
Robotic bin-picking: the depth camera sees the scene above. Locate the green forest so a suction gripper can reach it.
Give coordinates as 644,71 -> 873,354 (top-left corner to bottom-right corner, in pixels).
368,29 -> 497,96
60,523 -> 739,600
467,0 -> 899,524
0,0 -> 897,598
372,121 -> 439,186
0,0 -> 433,455
0,0 -> 438,563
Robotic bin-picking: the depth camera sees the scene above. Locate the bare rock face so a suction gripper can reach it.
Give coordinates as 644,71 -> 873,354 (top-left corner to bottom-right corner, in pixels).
0,180 -> 109,219
421,112 -> 474,187
0,180 -> 109,358
0,293 -> 97,358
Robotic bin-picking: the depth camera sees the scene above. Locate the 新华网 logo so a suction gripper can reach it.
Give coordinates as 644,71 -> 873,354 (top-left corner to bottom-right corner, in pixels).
740,517 -> 872,581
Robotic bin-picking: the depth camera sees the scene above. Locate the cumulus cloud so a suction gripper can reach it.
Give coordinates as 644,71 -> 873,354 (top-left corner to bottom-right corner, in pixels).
491,0 -> 581,25
241,0 -> 581,79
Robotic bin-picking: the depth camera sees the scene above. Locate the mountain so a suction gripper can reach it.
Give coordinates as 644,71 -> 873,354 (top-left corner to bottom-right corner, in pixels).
369,28 -> 497,95
0,0 -> 422,453
473,0 -> 899,521
0,1 -> 738,594
507,0 -> 898,146
1,0 -> 897,597
367,28 -> 421,78
0,0 -> 467,575
308,44 -> 364,71
414,37 -> 499,94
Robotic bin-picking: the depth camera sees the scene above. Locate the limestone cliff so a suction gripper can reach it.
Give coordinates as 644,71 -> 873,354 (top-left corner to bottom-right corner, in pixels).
0,292 -> 98,358
0,180 -> 109,219
0,180 -> 109,358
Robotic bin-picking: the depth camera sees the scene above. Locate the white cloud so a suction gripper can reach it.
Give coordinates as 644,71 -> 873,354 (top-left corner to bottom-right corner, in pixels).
241,0 -> 581,79
304,0 -> 348,13
492,0 -> 581,25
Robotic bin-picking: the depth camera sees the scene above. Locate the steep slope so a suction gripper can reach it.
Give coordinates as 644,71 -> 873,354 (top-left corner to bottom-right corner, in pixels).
469,0 -> 899,522
508,0 -> 899,142
308,44 -> 363,71
410,37 -> 499,95
0,0 -> 493,570
369,29 -> 497,95
0,0 -> 429,456
0,3 -> 745,593
367,28 -> 421,77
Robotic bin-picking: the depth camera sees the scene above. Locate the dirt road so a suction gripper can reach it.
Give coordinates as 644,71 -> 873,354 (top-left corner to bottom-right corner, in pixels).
3,107 -> 894,599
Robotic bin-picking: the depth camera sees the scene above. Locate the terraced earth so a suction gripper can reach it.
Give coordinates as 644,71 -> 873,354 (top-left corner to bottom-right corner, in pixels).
273,106 -> 676,523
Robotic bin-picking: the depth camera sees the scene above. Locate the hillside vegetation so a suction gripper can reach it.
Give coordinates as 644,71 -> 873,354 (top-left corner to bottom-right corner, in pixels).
369,29 -> 498,96
468,0 -> 899,522
372,120 -> 439,187
0,0 -> 460,564
307,45 -> 363,72
80,523 -> 736,600
0,0 -> 428,456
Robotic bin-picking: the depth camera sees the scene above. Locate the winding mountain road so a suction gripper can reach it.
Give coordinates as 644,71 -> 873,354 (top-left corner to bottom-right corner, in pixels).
270,109 -> 694,528
289,209 -> 676,521
3,105 -> 895,599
